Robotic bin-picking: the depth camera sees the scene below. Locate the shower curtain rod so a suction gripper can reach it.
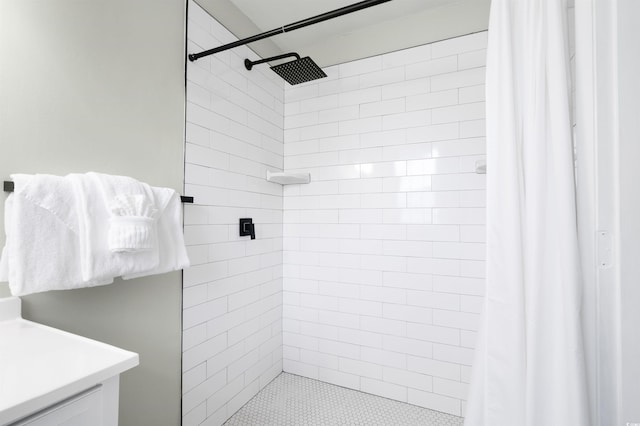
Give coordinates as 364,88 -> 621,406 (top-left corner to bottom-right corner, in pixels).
3,181 -> 194,203
188,0 -> 392,62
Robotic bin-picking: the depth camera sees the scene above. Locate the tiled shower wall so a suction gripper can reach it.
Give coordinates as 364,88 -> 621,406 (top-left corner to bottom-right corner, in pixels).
282,32 -> 488,416
182,2 -> 284,425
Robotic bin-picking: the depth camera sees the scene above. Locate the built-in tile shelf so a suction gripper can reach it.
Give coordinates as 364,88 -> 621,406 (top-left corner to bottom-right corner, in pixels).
266,170 -> 311,185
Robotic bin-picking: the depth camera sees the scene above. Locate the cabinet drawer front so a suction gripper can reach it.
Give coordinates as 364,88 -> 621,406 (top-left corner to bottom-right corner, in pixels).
11,385 -> 103,426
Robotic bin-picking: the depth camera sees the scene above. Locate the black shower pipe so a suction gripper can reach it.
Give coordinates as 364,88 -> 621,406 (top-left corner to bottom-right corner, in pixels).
188,0 -> 392,62
244,53 -> 300,71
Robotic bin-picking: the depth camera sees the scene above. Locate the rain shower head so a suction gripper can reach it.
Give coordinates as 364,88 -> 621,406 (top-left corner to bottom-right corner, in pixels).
244,53 -> 327,85
270,56 -> 327,85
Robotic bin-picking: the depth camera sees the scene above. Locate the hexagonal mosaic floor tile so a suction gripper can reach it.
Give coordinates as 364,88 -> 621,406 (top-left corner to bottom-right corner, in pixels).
224,373 -> 464,426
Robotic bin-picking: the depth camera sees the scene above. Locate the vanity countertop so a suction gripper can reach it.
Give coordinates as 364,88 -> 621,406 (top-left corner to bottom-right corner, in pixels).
0,297 -> 139,425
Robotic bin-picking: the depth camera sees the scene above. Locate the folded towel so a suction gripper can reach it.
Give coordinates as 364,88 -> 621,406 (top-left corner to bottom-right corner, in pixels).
75,172 -> 190,282
0,172 -> 190,296
121,190 -> 190,280
0,175 -> 111,296
68,173 -> 161,282
91,172 -> 190,279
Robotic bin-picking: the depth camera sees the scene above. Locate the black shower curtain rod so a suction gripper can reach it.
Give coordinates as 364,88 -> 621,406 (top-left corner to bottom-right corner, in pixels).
188,0 -> 392,62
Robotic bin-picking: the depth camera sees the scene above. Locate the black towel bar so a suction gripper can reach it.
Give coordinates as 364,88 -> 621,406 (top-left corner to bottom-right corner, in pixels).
3,181 -> 194,204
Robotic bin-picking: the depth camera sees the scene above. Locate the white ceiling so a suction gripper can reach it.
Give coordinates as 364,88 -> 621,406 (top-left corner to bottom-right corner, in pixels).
228,0 -> 452,49
197,0 -> 491,67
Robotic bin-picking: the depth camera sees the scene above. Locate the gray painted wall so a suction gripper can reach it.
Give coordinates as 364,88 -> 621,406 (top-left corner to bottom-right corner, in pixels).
0,1 -> 186,425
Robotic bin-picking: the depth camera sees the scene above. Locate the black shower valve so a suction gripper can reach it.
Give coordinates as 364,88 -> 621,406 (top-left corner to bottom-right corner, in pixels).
239,218 -> 255,240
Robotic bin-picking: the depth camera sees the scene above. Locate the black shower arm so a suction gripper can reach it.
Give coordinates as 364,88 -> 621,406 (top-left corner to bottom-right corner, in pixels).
244,53 -> 300,70
188,0 -> 392,62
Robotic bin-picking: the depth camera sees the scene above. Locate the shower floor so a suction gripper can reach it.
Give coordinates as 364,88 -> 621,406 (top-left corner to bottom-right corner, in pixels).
223,373 -> 464,426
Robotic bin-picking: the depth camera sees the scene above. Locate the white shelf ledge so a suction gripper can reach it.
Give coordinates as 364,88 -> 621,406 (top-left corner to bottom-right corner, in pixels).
266,171 -> 310,185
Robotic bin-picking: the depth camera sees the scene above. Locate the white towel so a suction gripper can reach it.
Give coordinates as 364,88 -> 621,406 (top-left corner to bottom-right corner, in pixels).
0,173 -> 190,296
122,190 -> 190,280
68,173 -> 161,282
108,194 -> 158,252
90,172 -> 190,280
0,174 -> 111,296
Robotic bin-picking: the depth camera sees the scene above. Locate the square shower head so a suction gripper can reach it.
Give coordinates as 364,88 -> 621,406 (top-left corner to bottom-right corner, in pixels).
270,57 -> 327,85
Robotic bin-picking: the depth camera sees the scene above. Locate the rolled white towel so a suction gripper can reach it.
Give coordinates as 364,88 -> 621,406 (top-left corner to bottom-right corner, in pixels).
108,194 -> 158,252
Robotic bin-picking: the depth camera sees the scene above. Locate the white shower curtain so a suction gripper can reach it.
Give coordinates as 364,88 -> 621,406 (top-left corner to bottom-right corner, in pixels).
464,0 -> 590,425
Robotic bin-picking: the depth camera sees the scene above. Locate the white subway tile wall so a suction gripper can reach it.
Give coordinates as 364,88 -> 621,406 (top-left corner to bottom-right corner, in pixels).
183,3 -> 283,425
282,32 -> 488,417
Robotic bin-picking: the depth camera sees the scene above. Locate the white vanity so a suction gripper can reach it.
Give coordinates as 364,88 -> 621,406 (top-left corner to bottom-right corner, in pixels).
0,297 -> 138,425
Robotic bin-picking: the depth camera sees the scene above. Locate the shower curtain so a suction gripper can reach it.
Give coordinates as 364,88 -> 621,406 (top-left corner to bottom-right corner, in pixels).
464,0 -> 590,425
